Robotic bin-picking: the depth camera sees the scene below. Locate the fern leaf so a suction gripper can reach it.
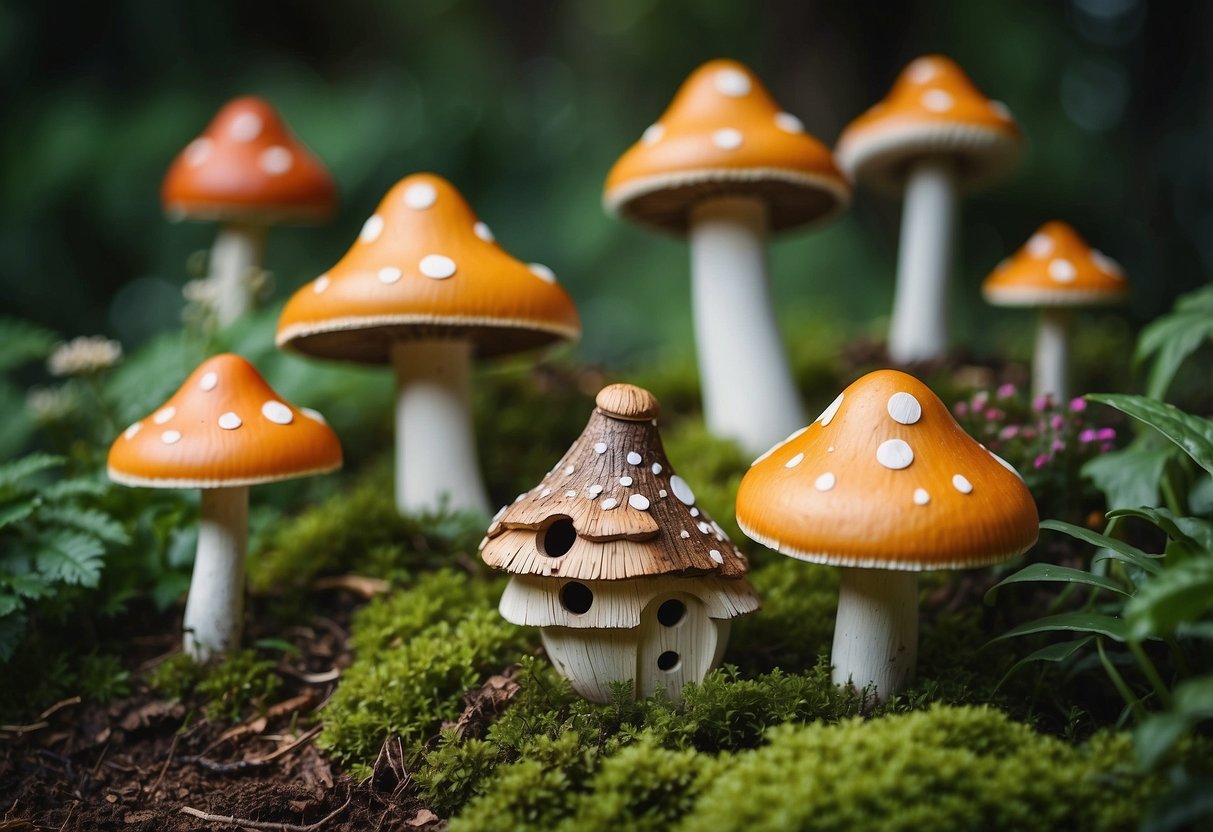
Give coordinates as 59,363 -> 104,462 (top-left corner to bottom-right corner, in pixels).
39,506 -> 130,546
34,531 -> 105,587
42,478 -> 108,501
0,611 -> 28,662
0,316 -> 57,374
0,497 -> 39,530
0,454 -> 65,490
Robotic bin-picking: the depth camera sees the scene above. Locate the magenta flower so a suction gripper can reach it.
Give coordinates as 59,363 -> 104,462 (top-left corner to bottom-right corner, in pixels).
1034,454 -> 1050,469
1051,439 -> 1066,452
1050,414 -> 1065,431
1079,428 -> 1098,443
1097,427 -> 1116,441
1033,395 -> 1052,412
953,402 -> 969,417
999,425 -> 1020,440
998,383 -> 1017,399
1069,397 -> 1087,413
985,408 -> 1005,421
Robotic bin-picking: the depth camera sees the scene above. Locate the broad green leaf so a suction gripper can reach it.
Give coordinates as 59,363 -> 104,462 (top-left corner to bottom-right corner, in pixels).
997,636 -> 1094,687
994,612 -> 1129,642
1040,519 -> 1161,574
1106,507 -> 1213,550
1083,442 -> 1172,510
34,531 -> 105,586
986,563 -> 1130,600
39,506 -> 130,546
1135,312 -> 1213,400
1125,556 -> 1213,640
1088,394 -> 1213,476
1135,711 -> 1190,770
0,594 -> 22,617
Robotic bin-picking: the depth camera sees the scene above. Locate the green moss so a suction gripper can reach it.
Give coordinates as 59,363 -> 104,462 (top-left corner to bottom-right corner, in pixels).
727,557 -> 839,674
147,649 -> 281,722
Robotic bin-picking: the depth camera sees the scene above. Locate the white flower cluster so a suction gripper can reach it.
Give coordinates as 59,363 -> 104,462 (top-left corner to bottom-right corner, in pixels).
47,336 -> 123,377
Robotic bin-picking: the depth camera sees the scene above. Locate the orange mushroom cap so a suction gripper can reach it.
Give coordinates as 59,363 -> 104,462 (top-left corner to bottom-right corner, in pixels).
275,173 -> 581,363
736,369 -> 1038,571
604,59 -> 850,234
983,221 -> 1129,307
835,55 -> 1022,194
107,354 -> 342,489
162,96 -> 337,224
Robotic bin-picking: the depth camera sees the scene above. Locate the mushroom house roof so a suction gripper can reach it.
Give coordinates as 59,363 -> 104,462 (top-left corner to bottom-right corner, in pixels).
835,55 -> 1022,194
107,353 -> 342,489
983,221 -> 1129,307
604,59 -> 851,234
275,173 -> 582,363
480,383 -> 752,581
162,96 -> 337,224
735,369 -> 1038,571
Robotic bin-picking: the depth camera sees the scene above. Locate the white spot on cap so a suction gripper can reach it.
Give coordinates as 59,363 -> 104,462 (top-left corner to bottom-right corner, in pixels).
564,465 -> 575,475
709,549 -> 724,564
594,442 -> 607,454
626,452 -> 642,465
712,128 -> 743,150
184,138 -> 213,167
818,393 -> 844,426
565,490 -> 578,498
1048,258 -> 1077,283
990,100 -> 1013,120
259,146 -> 293,175
360,215 -> 385,244
199,372 -> 218,392
714,68 -> 751,97
952,474 -> 974,494
514,493 -> 528,503
642,123 -> 664,144
161,430 -> 181,445
785,452 -> 804,469
229,112 -> 262,142
914,488 -> 930,505
529,263 -> 556,283
907,58 -> 939,83
628,494 -> 650,510
680,530 -> 691,539
876,438 -> 914,470
921,89 -> 954,112
698,521 -> 712,535
313,275 -> 330,293
378,267 -> 403,284
1091,250 -> 1123,277
651,462 -> 662,475
420,255 -> 456,279
1027,233 -> 1054,258
588,484 -> 603,496
775,112 -> 804,133
601,497 -> 619,510
887,392 -> 923,425
670,475 -> 695,505
124,423 -> 142,440
619,476 -> 633,487
659,489 -> 667,498
815,471 -> 836,491
541,488 -> 552,497
153,407 -> 176,425
218,412 -> 242,430
690,507 -> 700,517
262,401 -> 293,425
492,505 -> 507,523
403,182 -> 437,209
828,446 -> 835,453
990,451 -> 1023,480
473,221 -> 494,242
301,407 -> 326,424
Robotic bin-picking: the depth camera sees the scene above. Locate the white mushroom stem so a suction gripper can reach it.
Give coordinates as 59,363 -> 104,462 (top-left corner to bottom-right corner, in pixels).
831,568 -> 918,702
208,223 -> 267,327
689,196 -> 805,455
182,486 -> 248,660
392,339 -> 491,517
888,157 -> 958,364
1032,308 -> 1071,404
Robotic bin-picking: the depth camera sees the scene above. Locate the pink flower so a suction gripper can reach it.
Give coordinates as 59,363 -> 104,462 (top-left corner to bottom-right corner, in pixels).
1033,395 -> 1053,412
1051,439 -> 1065,452
972,391 -> 989,410
985,408 -> 1005,421
1096,427 -> 1116,441
1079,429 -> 1098,443
953,402 -> 969,417
1050,414 -> 1065,431
999,425 -> 1021,440
998,383 -> 1017,399
1034,454 -> 1051,469
1069,397 -> 1087,413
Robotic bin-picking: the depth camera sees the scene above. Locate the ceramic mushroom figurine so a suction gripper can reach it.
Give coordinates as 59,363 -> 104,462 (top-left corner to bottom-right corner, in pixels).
163,96 -> 338,327
983,222 -> 1128,403
836,56 -> 1022,364
604,59 -> 851,456
480,383 -> 760,703
107,354 -> 342,659
736,369 -> 1037,701
276,173 -> 580,517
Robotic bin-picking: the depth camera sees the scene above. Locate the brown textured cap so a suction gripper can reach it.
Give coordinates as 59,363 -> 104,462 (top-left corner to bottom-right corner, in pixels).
736,369 -> 1038,571
983,221 -> 1129,307
276,173 -> 581,363
480,384 -> 750,581
162,96 -> 337,224
108,353 -> 342,489
835,55 -> 1022,194
604,59 -> 850,234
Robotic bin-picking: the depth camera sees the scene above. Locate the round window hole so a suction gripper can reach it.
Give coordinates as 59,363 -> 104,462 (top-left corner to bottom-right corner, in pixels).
657,651 -> 680,672
542,517 -> 576,557
657,599 -> 686,627
560,581 -> 594,615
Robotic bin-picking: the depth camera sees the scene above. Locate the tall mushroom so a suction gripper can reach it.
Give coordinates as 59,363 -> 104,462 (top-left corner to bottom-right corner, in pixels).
163,96 -> 337,326
107,354 -> 342,659
836,56 -> 1022,364
604,59 -> 851,456
983,221 -> 1128,403
276,173 -> 580,517
735,369 -> 1037,700
480,383 -> 759,703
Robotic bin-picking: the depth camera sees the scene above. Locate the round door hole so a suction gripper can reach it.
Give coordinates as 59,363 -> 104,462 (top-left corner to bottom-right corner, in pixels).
542,518 -> 576,557
657,599 -> 686,627
657,651 -> 680,671
560,581 -> 593,615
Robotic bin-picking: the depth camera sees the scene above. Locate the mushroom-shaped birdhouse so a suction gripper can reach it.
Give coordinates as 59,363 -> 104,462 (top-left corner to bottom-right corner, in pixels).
983,222 -> 1128,403
276,173 -> 581,517
604,59 -> 851,456
163,96 -> 338,327
736,370 -> 1037,701
836,56 -> 1022,364
480,383 -> 760,703
107,354 -> 342,659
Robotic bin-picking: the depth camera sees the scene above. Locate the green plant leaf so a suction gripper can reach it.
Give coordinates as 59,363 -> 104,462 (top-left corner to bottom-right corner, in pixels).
1106,507 -> 1213,550
34,531 -> 105,587
1135,311 -> 1213,400
0,316 -> 57,374
1040,519 -> 1161,574
994,612 -> 1129,643
38,507 -> 130,546
1088,394 -> 1213,476
1125,556 -> 1213,641
0,497 -> 39,530
986,563 -> 1129,601
996,636 -> 1094,687
1134,711 -> 1190,770
0,454 -> 65,491
0,611 -> 28,662
1083,442 -> 1173,510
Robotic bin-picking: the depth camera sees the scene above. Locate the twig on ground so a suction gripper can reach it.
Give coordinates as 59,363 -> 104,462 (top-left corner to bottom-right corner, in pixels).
183,725 -> 322,774
179,793 -> 351,831
148,731 -> 180,798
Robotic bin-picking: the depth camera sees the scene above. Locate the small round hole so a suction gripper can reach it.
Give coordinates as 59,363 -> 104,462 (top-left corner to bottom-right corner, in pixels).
657,651 -> 680,671
542,518 -> 576,557
560,581 -> 593,615
656,599 -> 686,627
